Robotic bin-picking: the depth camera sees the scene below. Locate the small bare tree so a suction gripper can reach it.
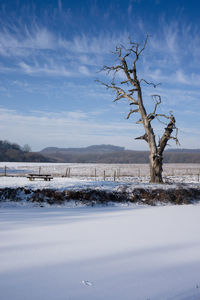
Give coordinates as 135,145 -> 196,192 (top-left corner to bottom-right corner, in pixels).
97,36 -> 178,183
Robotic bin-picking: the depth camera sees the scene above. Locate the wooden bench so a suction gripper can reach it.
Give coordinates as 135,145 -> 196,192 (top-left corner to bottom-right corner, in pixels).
27,174 -> 53,181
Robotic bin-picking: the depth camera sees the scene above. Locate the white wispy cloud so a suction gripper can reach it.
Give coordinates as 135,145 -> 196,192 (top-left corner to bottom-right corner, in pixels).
58,0 -> 62,13
0,16 -> 199,83
174,70 -> 200,86
149,18 -> 200,69
128,1 -> 133,15
78,65 -> 90,76
0,108 -> 143,150
0,27 -> 56,57
0,106 -> 198,151
0,22 -> 128,59
18,61 -> 75,77
164,22 -> 179,54
58,32 -> 130,55
149,21 -> 179,56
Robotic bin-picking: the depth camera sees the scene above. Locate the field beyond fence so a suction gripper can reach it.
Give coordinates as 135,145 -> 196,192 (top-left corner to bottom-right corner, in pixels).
0,163 -> 200,183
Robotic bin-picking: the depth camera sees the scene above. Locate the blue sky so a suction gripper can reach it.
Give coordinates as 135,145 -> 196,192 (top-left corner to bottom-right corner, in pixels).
0,0 -> 200,151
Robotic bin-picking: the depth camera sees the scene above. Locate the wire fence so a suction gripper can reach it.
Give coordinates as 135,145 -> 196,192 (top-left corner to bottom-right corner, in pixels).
0,163 -> 200,182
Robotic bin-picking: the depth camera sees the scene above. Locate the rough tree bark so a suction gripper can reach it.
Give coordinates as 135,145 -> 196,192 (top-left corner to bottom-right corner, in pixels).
97,36 -> 178,183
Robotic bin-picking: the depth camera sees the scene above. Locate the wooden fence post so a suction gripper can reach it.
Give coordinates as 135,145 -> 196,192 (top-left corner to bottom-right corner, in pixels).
65,168 -> 71,177
103,170 -> 106,181
114,171 -> 116,182
4,165 -> 7,176
117,168 -> 120,178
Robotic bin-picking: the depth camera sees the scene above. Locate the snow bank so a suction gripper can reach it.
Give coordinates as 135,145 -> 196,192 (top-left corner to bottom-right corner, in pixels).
0,176 -> 122,190
0,176 -> 200,191
0,205 -> 200,299
0,176 -> 200,208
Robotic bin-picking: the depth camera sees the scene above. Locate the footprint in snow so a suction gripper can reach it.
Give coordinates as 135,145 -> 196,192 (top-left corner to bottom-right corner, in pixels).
82,280 -> 93,286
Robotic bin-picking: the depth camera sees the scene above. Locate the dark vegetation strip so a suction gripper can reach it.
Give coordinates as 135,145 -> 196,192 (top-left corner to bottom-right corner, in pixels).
0,187 -> 200,206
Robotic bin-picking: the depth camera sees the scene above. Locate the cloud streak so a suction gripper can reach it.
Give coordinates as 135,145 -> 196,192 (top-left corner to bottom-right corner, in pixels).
0,108 -> 144,151
18,61 -> 75,77
0,27 -> 56,57
0,106 -> 199,151
0,15 -> 199,83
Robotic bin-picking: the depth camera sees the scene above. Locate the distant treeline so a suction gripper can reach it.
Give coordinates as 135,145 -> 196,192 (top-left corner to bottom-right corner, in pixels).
0,140 -> 54,162
1,141 -> 200,163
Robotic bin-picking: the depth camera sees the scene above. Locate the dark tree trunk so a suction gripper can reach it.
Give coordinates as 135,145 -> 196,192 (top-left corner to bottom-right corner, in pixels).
149,153 -> 163,183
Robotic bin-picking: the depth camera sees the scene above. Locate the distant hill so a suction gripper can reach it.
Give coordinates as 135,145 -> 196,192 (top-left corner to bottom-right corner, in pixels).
41,144 -> 125,154
40,145 -> 200,164
1,141 -> 200,163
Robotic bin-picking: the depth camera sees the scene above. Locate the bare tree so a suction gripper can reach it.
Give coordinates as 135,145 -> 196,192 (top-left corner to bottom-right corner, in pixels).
22,144 -> 32,153
97,36 -> 178,183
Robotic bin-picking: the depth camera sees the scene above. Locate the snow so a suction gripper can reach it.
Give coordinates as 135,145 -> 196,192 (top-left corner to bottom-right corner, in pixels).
0,162 -> 200,192
1,161 -> 200,178
0,162 -> 200,299
0,176 -> 121,190
1,205 -> 200,299
0,176 -> 199,193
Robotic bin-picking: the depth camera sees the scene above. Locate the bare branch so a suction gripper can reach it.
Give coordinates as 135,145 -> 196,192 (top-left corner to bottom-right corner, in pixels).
135,133 -> 148,143
140,79 -> 161,88
158,115 -> 178,155
145,95 -> 162,123
136,118 -> 143,124
147,113 -> 155,121
121,57 -> 137,86
114,94 -> 125,102
98,65 -> 124,80
138,34 -> 149,56
137,95 -> 161,123
155,113 -> 171,119
96,79 -> 138,104
130,102 -> 139,106
121,80 -> 130,85
132,108 -> 139,113
126,108 -> 139,119
168,136 -> 180,145
152,94 -> 161,113
154,113 -> 175,126
128,88 -> 138,93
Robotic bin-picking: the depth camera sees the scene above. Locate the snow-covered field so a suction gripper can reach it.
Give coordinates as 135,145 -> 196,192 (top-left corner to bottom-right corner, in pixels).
0,162 -> 200,299
1,205 -> 200,300
0,176 -> 199,193
0,162 -> 200,188
0,176 -> 124,191
0,162 -> 200,178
